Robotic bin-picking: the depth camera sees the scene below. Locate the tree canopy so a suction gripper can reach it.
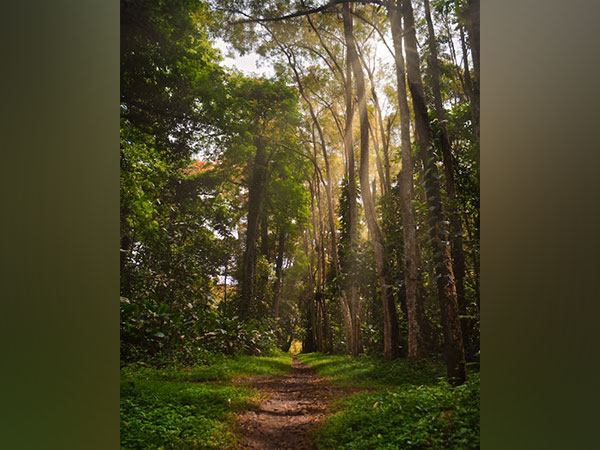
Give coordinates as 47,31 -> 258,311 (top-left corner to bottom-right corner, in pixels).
120,0 -> 480,383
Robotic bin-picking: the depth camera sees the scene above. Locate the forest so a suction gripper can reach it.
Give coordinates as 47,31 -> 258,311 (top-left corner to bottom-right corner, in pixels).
120,0 -> 480,448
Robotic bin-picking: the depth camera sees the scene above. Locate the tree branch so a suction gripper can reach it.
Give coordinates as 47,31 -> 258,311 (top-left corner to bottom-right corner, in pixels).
228,0 -> 388,25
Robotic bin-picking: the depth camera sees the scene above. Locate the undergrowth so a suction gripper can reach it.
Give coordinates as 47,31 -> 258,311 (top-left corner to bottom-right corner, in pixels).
298,352 -> 444,388
121,352 -> 292,383
120,352 -> 291,449
299,353 -> 479,449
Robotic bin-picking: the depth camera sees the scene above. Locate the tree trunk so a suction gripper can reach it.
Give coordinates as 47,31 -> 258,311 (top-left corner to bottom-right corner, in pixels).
344,2 -> 398,360
315,170 -> 329,352
341,6 -> 362,357
423,0 -> 469,349
402,0 -> 466,385
240,135 -> 268,318
301,227 -> 316,353
260,210 -> 269,257
359,48 -> 391,195
286,48 -> 342,281
223,261 -> 228,306
462,0 -> 480,170
272,229 -> 286,319
369,120 -> 387,197
388,1 -> 428,359
459,25 -> 473,102
286,38 -> 353,354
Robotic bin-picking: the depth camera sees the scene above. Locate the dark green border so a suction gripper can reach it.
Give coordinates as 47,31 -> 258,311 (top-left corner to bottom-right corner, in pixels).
483,0 -> 600,448
1,1 -> 119,449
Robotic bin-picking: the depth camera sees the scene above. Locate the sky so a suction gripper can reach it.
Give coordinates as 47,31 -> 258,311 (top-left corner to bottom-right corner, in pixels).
213,33 -> 396,116
214,38 -> 275,77
214,34 -> 397,79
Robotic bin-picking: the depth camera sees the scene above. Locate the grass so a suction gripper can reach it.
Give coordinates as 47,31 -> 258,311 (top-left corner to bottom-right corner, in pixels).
120,352 -> 291,449
121,352 -> 292,383
298,352 -> 444,388
120,351 -> 479,449
298,353 -> 480,450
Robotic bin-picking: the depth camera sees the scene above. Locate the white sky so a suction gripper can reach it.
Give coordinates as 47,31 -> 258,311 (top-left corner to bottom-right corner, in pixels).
214,34 -> 395,78
214,38 -> 275,77
213,34 -> 396,118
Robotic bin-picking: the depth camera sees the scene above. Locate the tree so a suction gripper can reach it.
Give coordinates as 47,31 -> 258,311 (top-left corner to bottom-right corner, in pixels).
402,0 -> 467,384
343,3 -> 399,359
119,0 -> 479,388
423,0 -> 469,349
120,0 -> 236,360
234,78 -> 307,319
388,0 -> 429,358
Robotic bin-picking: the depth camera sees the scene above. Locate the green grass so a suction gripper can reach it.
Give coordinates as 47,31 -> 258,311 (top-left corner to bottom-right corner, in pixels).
121,352 -> 292,383
120,352 -> 292,449
298,352 -> 444,388
298,353 -> 480,450
120,351 -> 479,449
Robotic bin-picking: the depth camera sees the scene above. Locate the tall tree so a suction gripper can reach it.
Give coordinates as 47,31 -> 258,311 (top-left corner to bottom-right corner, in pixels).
461,0 -> 480,167
236,79 -> 303,318
343,3 -> 399,360
423,0 -> 468,346
402,0 -> 466,384
239,132 -> 269,318
388,0 -> 428,358
341,8 -> 363,356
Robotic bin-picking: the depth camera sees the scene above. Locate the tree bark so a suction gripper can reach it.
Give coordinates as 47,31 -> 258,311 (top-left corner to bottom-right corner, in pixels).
260,210 -> 269,257
315,167 -> 329,352
402,0 -> 466,384
344,2 -> 399,360
340,6 -> 362,357
355,45 -> 388,196
423,0 -> 469,348
240,135 -> 269,318
292,55 -> 341,281
459,25 -> 473,102
301,227 -> 316,353
388,0 -> 428,359
358,47 -> 391,195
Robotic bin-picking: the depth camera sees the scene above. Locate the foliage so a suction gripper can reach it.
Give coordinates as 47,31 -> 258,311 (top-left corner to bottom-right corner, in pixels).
121,351 -> 292,382
120,379 -> 249,449
120,353 -> 292,449
122,0 -> 479,410
120,0 -> 234,363
121,0 -> 227,160
298,353 -> 443,388
121,294 -> 281,365
316,376 -> 480,449
119,0 -> 481,446
299,353 -> 479,450
120,0 -> 310,363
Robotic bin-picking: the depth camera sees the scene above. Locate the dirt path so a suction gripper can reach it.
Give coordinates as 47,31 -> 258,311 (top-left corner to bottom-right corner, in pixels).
235,355 -> 354,449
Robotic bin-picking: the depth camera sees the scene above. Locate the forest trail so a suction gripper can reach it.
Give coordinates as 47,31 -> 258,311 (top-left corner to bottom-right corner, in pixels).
235,355 -> 356,449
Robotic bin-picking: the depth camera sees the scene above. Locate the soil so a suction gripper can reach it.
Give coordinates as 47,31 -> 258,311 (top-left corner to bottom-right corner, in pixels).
235,355 -> 357,449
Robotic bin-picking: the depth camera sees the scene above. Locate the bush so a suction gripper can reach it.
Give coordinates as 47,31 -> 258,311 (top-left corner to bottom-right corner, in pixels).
315,375 -> 480,449
121,297 -> 280,366
298,353 -> 479,450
